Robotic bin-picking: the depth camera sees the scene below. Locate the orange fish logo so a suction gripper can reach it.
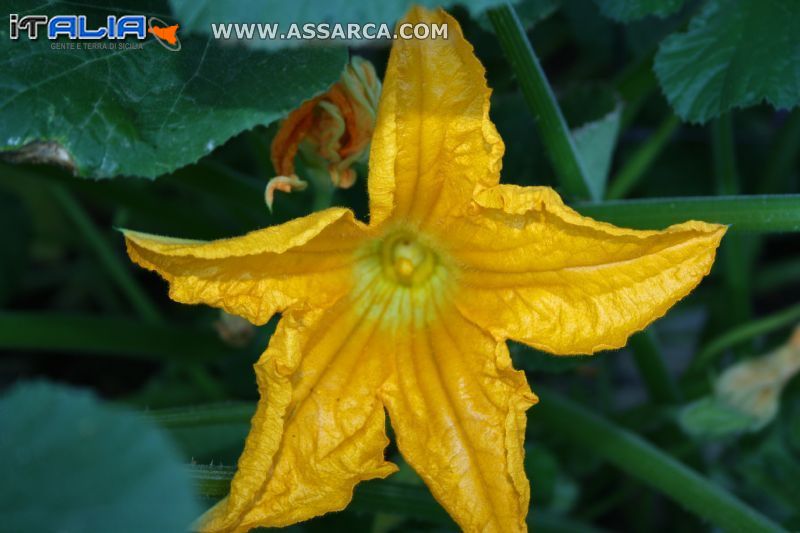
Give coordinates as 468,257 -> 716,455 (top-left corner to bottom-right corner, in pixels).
147,17 -> 181,51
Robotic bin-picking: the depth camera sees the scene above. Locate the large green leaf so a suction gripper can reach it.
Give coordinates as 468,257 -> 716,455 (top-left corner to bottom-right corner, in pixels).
170,0 -> 517,49
654,0 -> 800,123
0,1 -> 347,178
0,381 -> 200,532
594,0 -> 686,22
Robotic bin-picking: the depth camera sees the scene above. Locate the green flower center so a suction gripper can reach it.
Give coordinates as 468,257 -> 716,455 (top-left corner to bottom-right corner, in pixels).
380,231 -> 438,287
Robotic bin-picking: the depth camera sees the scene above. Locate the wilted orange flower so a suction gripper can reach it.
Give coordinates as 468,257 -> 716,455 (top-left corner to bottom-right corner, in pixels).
266,56 -> 380,209
123,7 -> 725,532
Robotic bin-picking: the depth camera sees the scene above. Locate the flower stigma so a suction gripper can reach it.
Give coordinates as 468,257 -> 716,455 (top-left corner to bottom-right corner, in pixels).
351,227 -> 454,327
380,231 -> 438,287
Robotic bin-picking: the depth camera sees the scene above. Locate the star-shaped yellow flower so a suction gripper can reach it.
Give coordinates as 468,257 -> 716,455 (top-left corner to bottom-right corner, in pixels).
124,7 -> 725,532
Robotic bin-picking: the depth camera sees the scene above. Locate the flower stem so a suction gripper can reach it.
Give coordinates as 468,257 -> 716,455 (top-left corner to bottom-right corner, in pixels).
532,389 -> 784,533
488,3 -> 593,200
606,115 -> 681,200
687,301 -> 800,375
148,402 -> 255,428
51,185 -> 163,324
172,399 -> 780,531
573,195 -> 800,233
628,330 -> 680,404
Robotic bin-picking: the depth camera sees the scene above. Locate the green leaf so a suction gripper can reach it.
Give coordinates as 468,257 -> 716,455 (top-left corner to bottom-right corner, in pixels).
571,102 -> 622,200
594,0 -> 686,22
678,396 -> 758,439
170,0 -> 518,49
513,0 -> 561,28
0,1 -> 347,178
560,85 -> 623,200
479,0 -> 561,32
654,0 -> 800,123
0,381 -> 200,532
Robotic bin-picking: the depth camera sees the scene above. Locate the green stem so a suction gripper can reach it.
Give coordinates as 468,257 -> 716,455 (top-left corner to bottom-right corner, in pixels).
711,114 -> 752,330
173,400 -> 779,531
606,115 -> 681,200
311,172 -> 335,211
573,195 -> 800,233
0,312 -> 230,362
629,330 -> 680,403
148,403 -> 255,428
532,389 -> 784,533
50,185 -> 163,324
687,301 -> 800,375
488,4 -> 593,200
759,109 -> 800,194
189,465 -> 608,532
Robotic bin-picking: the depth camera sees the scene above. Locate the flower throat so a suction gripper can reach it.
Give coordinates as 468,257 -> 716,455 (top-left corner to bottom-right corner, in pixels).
380,231 -> 438,287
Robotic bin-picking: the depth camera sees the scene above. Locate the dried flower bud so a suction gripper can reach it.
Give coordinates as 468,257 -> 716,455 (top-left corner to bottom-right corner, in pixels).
267,56 -> 380,207
213,311 -> 256,348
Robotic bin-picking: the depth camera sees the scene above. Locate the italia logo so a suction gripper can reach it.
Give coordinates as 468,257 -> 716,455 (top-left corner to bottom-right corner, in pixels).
8,14 -> 181,51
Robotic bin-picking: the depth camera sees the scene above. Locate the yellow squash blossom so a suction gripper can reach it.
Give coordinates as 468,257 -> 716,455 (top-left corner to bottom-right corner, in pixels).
123,7 -> 725,532
266,56 -> 380,209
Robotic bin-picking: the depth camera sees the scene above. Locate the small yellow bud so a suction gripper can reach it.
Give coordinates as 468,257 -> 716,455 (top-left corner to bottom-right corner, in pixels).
715,326 -> 800,429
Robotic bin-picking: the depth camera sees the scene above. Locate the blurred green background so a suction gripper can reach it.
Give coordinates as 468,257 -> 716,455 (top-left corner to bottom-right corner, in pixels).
1,0 -> 799,532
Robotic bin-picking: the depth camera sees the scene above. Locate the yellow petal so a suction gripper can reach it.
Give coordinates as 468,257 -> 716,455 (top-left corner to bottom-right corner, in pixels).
448,185 -> 726,355
123,207 -> 368,325
367,6 -> 503,228
380,288 -> 537,532
200,284 -> 399,532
